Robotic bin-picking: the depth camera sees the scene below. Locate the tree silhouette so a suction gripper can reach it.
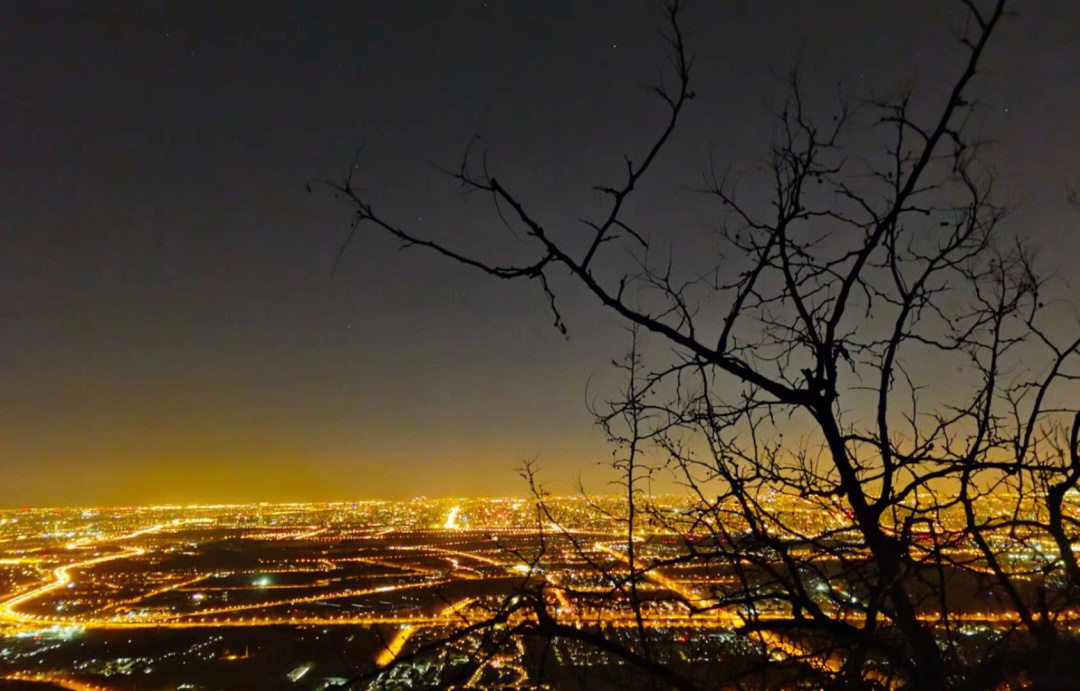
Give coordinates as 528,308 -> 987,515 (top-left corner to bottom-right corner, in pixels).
328,1 -> 1080,688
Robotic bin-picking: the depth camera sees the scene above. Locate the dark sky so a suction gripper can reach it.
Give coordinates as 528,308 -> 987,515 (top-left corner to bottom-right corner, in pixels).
3,1 -> 1078,507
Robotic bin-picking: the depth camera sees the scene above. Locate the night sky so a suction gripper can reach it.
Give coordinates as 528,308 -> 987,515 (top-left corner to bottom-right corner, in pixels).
3,2 -> 1078,507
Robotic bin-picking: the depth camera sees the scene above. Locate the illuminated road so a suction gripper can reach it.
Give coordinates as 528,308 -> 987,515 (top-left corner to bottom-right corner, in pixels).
0,520 -> 199,629
375,597 -> 477,667
0,547 -> 144,626
2,672 -> 115,690
592,541 -> 723,614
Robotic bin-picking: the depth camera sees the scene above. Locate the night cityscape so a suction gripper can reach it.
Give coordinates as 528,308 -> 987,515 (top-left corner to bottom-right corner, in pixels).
2,494 -> 1075,689
5,1 -> 1080,688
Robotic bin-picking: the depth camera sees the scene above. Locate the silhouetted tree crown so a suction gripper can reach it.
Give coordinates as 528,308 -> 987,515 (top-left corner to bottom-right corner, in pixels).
329,2 -> 1080,688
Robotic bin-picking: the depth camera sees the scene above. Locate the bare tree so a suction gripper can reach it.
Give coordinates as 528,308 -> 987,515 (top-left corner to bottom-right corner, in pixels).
328,1 -> 1080,688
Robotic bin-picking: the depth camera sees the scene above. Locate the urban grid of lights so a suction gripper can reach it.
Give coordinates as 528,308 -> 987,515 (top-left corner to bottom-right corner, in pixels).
1,497 -> 1076,689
